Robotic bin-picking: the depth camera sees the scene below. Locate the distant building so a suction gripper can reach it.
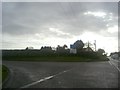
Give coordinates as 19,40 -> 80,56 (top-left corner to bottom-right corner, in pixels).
26,47 -> 34,50
70,40 -> 84,54
73,40 -> 84,49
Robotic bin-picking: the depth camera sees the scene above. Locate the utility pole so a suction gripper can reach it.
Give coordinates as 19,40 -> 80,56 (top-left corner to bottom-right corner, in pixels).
88,41 -> 90,51
94,40 -> 96,52
88,41 -> 89,48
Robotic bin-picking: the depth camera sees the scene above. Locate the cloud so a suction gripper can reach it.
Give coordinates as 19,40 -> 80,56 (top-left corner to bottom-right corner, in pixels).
3,2 -> 118,35
84,11 -> 107,18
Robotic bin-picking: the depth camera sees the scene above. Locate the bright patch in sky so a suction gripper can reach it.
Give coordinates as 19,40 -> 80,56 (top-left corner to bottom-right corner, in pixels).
107,25 -> 118,33
84,11 -> 107,18
78,32 -> 118,55
49,28 -> 70,36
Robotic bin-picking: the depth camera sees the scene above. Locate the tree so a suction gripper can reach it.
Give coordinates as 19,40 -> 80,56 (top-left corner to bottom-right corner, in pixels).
25,47 -> 28,50
63,44 -> 68,49
56,45 -> 69,55
97,49 -> 105,55
84,41 -> 94,51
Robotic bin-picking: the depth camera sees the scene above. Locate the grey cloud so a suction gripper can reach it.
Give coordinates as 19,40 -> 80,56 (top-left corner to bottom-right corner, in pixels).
2,2 -> 118,38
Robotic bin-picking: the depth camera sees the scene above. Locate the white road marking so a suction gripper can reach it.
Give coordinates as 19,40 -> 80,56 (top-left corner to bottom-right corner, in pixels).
20,69 -> 71,88
108,61 -> 112,66
108,61 -> 120,72
115,66 -> 120,72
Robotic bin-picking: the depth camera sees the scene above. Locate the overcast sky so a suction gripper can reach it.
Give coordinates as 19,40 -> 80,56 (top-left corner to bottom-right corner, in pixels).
2,2 -> 118,54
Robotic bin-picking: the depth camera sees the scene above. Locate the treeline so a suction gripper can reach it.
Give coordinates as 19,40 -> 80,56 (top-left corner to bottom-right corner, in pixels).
2,49 -> 106,60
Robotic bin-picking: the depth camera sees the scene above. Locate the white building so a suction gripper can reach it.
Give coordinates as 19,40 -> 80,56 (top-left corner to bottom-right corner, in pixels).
70,49 -> 77,54
26,47 -> 34,50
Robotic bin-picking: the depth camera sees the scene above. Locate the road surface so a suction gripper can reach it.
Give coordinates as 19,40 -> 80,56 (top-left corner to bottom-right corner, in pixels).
108,57 -> 120,72
2,60 -> 119,89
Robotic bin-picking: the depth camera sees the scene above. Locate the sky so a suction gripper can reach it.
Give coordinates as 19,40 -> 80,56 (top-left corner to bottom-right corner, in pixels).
2,2 -> 118,54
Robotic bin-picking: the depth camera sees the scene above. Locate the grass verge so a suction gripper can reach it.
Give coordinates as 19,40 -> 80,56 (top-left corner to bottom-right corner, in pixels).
3,56 -> 109,62
2,65 -> 9,82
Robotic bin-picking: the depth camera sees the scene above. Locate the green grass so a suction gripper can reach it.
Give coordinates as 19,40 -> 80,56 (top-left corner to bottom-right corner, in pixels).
2,65 -> 9,82
0,65 -> 2,84
3,56 -> 109,62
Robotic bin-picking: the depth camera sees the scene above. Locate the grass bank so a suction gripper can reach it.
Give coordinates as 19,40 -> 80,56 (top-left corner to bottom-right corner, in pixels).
2,65 -> 9,82
3,56 -> 109,62
2,50 -> 109,62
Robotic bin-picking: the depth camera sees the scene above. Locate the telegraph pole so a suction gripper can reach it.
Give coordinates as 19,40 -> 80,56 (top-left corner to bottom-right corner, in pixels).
94,40 -> 96,52
88,41 -> 90,51
88,41 -> 89,48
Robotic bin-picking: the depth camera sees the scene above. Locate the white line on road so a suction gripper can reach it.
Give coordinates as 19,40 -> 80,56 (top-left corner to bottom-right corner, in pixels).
20,69 -> 71,89
108,61 -> 120,72
108,61 -> 112,66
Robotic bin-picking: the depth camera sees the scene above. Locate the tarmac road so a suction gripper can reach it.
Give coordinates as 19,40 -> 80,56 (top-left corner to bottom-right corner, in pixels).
2,60 -> 119,89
